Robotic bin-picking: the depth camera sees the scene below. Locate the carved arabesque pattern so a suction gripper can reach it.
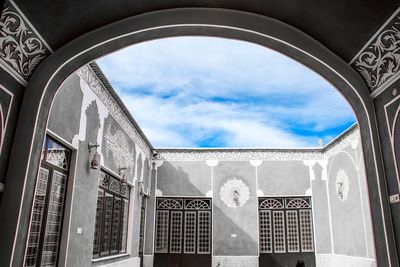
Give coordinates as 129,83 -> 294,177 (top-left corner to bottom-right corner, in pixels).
0,1 -> 51,80
353,14 -> 400,91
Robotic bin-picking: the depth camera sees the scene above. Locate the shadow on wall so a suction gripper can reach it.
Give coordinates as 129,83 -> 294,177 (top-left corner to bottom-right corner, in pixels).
213,204 -> 258,256
311,162 -> 333,254
47,74 -> 83,143
157,161 -> 208,196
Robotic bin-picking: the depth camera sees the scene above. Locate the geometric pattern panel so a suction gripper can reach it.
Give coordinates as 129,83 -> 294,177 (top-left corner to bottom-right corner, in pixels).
259,210 -> 272,253
155,210 -> 169,253
286,210 -> 300,252
273,211 -> 286,253
286,198 -> 311,209
299,210 -> 314,252
259,198 -> 284,209
157,199 -> 183,210
185,199 -> 211,210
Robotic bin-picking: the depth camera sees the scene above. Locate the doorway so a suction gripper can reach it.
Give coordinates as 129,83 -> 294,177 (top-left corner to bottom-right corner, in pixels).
154,197 -> 212,267
259,196 -> 316,267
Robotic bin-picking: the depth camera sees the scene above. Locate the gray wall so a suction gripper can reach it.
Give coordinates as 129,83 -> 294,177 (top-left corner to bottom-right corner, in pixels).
213,161 -> 258,256
311,162 -> 332,254
321,131 -> 375,260
258,160 -> 310,195
46,71 -> 152,266
157,161 -> 211,196
154,130 -> 375,264
47,73 -> 83,143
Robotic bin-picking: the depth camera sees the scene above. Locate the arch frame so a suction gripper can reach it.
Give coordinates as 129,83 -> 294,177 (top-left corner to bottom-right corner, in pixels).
0,7 -> 397,267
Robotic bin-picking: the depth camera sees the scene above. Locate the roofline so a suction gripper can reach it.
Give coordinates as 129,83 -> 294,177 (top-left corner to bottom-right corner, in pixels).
91,61 -> 358,154
89,61 -> 154,150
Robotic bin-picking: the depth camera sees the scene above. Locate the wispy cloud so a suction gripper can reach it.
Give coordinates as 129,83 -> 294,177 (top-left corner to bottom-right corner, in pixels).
97,36 -> 356,148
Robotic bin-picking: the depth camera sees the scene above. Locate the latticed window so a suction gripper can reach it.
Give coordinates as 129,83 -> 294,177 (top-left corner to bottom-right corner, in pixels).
259,196 -> 313,254
25,136 -> 71,267
92,170 -> 130,258
155,197 -> 211,255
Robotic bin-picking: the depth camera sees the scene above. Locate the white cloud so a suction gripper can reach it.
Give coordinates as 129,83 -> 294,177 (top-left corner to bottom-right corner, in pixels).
97,36 -> 356,148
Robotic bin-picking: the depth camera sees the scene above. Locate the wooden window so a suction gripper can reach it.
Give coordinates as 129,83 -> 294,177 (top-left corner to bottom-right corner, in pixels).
259,197 -> 314,254
25,136 -> 70,267
92,170 -> 130,258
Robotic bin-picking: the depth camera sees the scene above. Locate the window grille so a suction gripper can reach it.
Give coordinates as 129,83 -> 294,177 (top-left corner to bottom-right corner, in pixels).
157,199 -> 183,209
155,210 -> 169,253
170,211 -> 183,253
92,170 -> 130,258
299,210 -> 314,252
286,210 -> 299,252
155,198 -> 211,255
184,212 -> 196,254
185,199 -> 211,210
25,136 -> 71,267
273,211 -> 286,253
259,197 -> 314,254
259,210 -> 272,253
197,211 -> 211,254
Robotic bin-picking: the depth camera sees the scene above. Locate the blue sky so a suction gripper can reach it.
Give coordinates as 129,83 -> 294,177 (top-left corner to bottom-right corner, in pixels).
97,37 -> 356,148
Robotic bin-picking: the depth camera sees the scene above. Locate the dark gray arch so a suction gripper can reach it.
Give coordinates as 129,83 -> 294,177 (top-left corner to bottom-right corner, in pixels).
0,8 -> 397,267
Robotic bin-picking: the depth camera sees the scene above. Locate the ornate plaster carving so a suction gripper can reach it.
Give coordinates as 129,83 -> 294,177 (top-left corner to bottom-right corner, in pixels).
105,125 -> 135,169
323,128 -> 360,158
219,178 -> 250,208
0,0 -> 52,82
352,11 -> 400,92
154,128 -> 360,161
77,65 -> 151,156
156,150 -> 322,161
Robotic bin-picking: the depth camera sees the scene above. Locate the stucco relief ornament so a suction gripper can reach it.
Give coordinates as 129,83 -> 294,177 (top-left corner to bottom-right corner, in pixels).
335,169 -> 350,202
219,178 -> 250,208
105,125 -> 134,169
0,2 -> 51,80
353,15 -> 400,91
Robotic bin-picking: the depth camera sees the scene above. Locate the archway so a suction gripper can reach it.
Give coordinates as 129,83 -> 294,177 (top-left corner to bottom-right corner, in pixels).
0,8 -> 395,267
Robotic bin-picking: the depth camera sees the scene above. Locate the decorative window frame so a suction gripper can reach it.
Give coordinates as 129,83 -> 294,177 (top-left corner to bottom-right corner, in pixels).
92,168 -> 132,259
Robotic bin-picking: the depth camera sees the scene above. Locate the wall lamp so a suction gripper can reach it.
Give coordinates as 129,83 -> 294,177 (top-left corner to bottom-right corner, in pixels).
88,143 -> 100,169
138,180 -> 150,198
119,167 -> 128,185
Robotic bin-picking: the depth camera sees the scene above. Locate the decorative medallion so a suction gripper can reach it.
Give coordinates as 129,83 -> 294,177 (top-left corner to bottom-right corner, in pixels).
352,12 -> 400,92
335,169 -> 350,202
105,124 -> 134,169
0,0 -> 52,82
219,178 -> 250,208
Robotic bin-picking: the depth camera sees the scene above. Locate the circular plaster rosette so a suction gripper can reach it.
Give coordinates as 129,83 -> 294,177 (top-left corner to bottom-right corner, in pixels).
335,169 -> 350,202
219,178 -> 250,208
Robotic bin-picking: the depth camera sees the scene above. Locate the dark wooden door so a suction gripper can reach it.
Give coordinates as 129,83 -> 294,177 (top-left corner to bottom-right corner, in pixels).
154,198 -> 212,267
259,197 -> 316,267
